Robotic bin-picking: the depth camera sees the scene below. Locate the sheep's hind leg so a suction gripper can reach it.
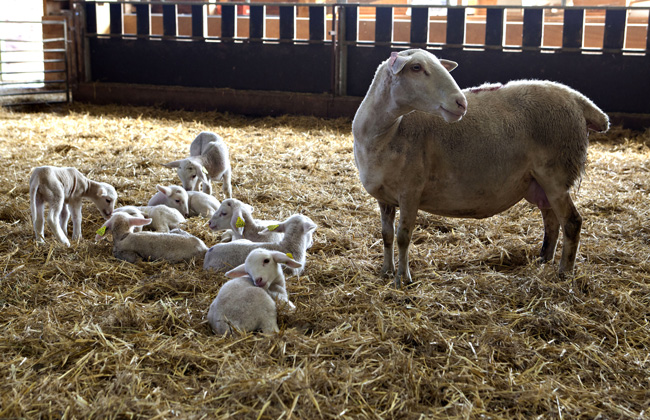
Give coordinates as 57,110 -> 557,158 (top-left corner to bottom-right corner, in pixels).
32,198 -> 46,243
378,201 -> 396,279
539,208 -> 560,263
47,198 -> 70,246
545,191 -> 582,276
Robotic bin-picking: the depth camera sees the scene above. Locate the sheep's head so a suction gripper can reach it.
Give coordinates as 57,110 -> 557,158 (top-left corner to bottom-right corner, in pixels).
225,249 -> 302,290
388,49 -> 467,123
164,159 -> 209,192
262,214 -> 317,249
156,184 -> 189,217
92,182 -> 118,220
95,212 -> 151,241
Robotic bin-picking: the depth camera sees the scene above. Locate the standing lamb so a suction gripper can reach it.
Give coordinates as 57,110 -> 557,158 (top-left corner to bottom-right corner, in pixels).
352,49 -> 609,288
207,198 -> 283,243
203,214 -> 316,276
207,249 -> 302,335
164,131 -> 232,199
147,184 -> 190,218
95,212 -> 207,264
29,166 -> 117,246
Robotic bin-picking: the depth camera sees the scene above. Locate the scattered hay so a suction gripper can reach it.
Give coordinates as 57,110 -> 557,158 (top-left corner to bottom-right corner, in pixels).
1,103 -> 649,418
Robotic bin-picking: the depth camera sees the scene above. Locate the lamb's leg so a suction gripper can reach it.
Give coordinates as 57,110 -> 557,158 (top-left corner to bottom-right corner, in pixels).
539,208 -> 560,263
201,180 -> 213,195
47,197 -> 70,246
395,199 -> 419,288
32,196 -> 46,243
70,202 -> 83,241
378,201 -> 396,279
222,169 -> 233,199
114,249 -> 141,264
59,204 -> 70,235
259,315 -> 280,334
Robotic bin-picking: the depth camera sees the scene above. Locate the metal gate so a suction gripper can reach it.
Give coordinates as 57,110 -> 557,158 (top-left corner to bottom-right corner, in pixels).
0,19 -> 70,106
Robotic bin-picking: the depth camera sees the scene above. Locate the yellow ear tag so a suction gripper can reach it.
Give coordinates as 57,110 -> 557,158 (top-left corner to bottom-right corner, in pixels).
201,166 -> 209,175
286,253 -> 294,260
96,226 -> 107,236
235,217 -> 245,228
267,224 -> 279,231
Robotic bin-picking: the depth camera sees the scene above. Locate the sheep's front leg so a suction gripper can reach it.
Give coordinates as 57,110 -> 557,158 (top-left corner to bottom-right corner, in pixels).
395,200 -> 418,289
201,180 -> 213,195
222,169 -> 233,198
69,202 -> 84,241
378,201 -> 396,279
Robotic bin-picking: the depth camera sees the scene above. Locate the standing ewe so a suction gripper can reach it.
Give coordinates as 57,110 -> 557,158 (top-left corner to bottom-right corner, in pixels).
29,166 -> 117,246
203,214 -> 316,276
164,131 -> 232,199
96,212 -> 207,264
147,184 -> 190,218
352,49 -> 609,288
207,198 -> 283,243
207,249 -> 302,335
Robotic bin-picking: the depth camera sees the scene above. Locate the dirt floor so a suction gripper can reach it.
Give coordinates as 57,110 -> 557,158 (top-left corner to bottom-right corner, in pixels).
1,103 -> 649,419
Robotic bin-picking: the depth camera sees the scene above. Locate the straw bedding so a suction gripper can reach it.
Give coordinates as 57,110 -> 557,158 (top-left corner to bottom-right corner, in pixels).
1,103 -> 648,419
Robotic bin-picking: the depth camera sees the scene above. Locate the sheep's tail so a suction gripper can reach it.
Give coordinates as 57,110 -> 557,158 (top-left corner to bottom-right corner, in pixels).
577,95 -> 610,133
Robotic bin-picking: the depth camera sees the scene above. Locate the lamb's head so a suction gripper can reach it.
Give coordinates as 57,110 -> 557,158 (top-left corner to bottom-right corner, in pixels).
387,49 -> 467,123
95,212 -> 151,241
208,198 -> 254,236
263,214 -> 317,249
156,184 -> 189,217
164,158 -> 209,192
91,182 -> 118,220
225,248 -> 302,290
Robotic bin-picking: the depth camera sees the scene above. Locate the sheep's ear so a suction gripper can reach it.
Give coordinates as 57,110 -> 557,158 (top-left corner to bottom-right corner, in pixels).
197,165 -> 210,184
96,186 -> 108,198
230,207 -> 245,236
163,160 -> 183,168
95,221 -> 111,241
440,59 -> 458,72
225,263 -> 247,278
157,185 -> 171,196
389,52 -> 411,75
130,217 -> 152,227
270,251 -> 303,269
265,221 -> 286,234
303,221 -> 317,234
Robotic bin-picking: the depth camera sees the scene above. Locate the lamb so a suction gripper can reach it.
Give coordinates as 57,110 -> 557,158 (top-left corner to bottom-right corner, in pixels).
207,249 -> 301,336
203,214 -> 317,276
207,198 -> 283,243
147,184 -> 189,218
29,166 -> 117,246
164,131 -> 232,199
115,205 -> 185,232
95,212 -> 207,264
352,48 -> 609,288
187,191 -> 220,218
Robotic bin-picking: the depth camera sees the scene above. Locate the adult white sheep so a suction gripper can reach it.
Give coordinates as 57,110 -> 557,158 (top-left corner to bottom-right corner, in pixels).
164,131 -> 232,199
207,249 -> 301,336
353,49 -> 609,288
29,166 -> 117,246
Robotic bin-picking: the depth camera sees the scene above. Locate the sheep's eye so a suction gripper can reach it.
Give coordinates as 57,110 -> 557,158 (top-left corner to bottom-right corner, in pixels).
106,199 -> 112,204
220,211 -> 228,217
175,199 -> 181,203
263,258 -> 270,265
192,175 -> 196,178
411,64 -> 422,72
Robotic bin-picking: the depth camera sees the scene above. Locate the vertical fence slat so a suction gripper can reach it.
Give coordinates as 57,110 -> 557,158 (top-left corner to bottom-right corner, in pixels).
522,8 -> 543,48
136,3 -> 150,37
410,7 -> 429,46
647,10 -> 650,51
309,6 -> 325,41
485,7 -> 504,47
446,8 -> 465,46
280,6 -> 295,40
191,5 -> 204,39
250,5 -> 265,41
344,5 -> 358,43
85,1 -> 97,34
375,7 -> 393,44
109,3 -> 122,35
162,4 -> 177,37
221,5 -> 236,39
603,9 -> 626,50
562,8 -> 584,49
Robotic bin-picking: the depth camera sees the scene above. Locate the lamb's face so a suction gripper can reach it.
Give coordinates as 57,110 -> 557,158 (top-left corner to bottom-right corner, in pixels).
94,182 -> 118,220
245,250 -> 282,290
208,200 -> 234,231
179,161 -> 201,191
166,187 -> 189,217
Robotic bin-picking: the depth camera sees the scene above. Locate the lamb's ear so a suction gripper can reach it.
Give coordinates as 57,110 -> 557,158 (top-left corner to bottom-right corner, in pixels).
163,160 -> 183,168
389,52 -> 412,75
96,186 -> 108,198
230,207 -> 245,236
262,221 -> 285,234
225,263 -> 247,278
157,185 -> 171,196
439,59 -> 458,72
303,221 -> 317,234
197,165 -> 210,184
270,251 -> 303,269
129,217 -> 152,227
95,220 -> 111,241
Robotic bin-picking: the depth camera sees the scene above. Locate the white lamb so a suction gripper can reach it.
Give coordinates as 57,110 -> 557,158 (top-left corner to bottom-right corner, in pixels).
207,198 -> 283,243
29,165 -> 117,246
353,49 -> 609,287
147,184 -> 189,218
203,214 -> 317,276
164,131 -> 232,198
114,205 -> 185,232
187,190 -> 220,218
95,212 -> 207,264
207,249 -> 302,336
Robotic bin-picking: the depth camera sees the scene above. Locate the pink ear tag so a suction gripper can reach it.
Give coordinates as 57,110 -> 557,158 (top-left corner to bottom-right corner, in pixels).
389,52 -> 399,67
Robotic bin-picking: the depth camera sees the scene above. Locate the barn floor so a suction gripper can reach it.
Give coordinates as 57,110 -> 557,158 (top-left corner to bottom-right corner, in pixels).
1,103 -> 649,419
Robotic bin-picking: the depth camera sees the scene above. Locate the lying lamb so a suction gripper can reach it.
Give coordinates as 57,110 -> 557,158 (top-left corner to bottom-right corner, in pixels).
115,205 -> 185,232
164,131 -> 232,198
207,248 -> 302,335
147,184 -> 189,218
207,198 -> 283,243
352,49 -> 609,287
29,165 -> 117,246
187,191 -> 220,218
95,212 -> 207,264
203,214 -> 317,276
